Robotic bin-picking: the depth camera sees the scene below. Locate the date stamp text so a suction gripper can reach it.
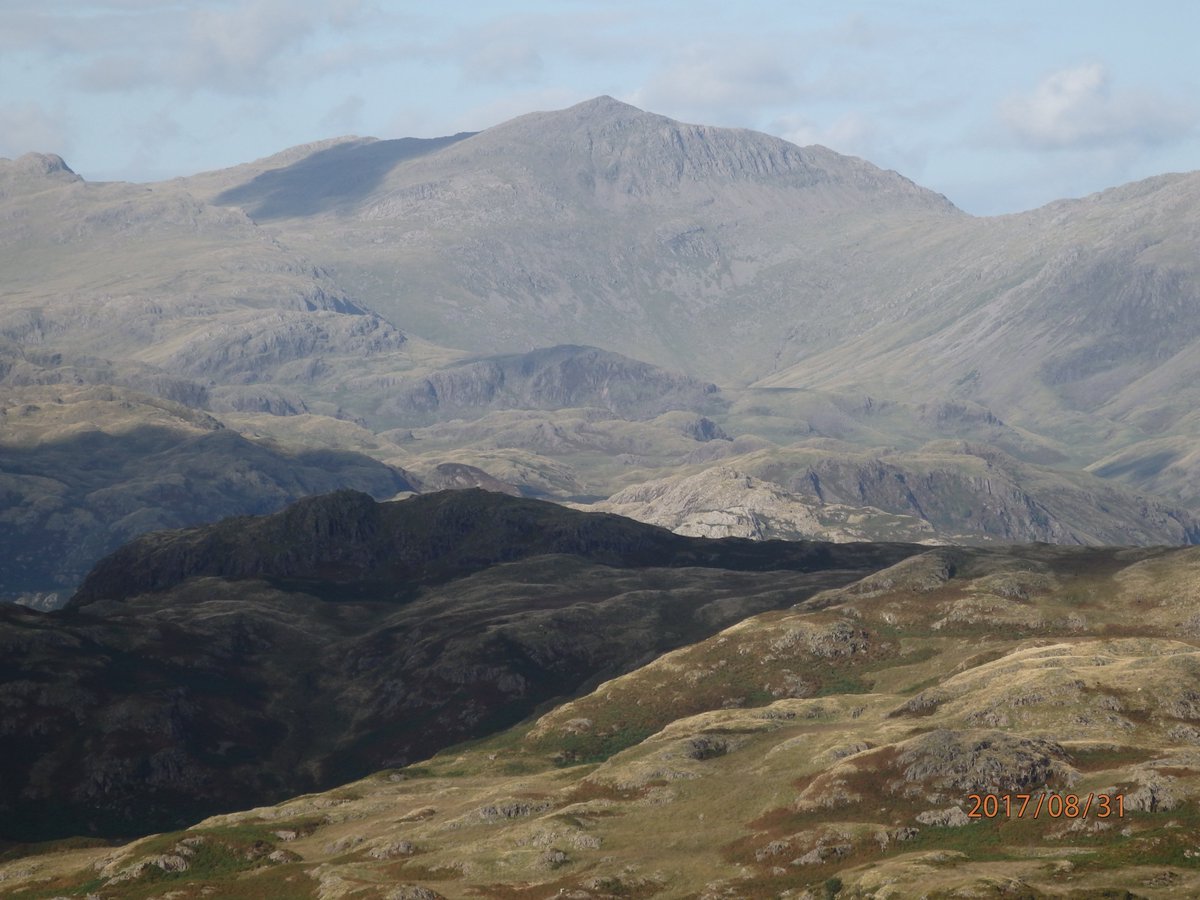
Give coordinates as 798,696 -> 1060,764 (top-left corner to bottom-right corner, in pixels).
966,792 -> 1125,819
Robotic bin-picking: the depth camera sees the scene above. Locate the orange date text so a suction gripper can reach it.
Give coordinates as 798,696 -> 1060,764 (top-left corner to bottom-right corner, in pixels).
965,792 -> 1124,819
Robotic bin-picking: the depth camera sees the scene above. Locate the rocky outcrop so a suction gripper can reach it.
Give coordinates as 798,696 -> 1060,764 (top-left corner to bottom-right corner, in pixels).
0,152 -> 82,189
584,465 -> 939,542
743,443 -> 1200,546
416,462 -> 522,495
896,730 -> 1076,796
161,309 -> 406,383
377,345 -> 722,422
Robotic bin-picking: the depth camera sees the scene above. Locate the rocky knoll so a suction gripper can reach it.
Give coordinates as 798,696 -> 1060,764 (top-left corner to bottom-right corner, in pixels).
584,465 -> 940,543
68,487 -> 912,607
0,490 -> 919,842
735,441 -> 1200,546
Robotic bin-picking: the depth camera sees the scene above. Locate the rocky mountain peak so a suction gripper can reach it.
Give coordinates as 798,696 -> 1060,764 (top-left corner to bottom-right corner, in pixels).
15,152 -> 76,176
0,152 -> 83,190
451,97 -> 952,207
565,94 -> 644,116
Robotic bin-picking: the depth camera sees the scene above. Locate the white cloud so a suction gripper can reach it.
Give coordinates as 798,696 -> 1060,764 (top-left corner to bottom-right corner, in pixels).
630,41 -> 801,125
172,1 -> 322,93
777,111 -> 877,152
772,109 -> 929,179
73,54 -> 153,92
0,7 -> 150,56
453,18 -> 546,84
0,102 -> 70,157
1001,63 -> 1196,150
320,95 -> 364,134
7,1 -> 382,96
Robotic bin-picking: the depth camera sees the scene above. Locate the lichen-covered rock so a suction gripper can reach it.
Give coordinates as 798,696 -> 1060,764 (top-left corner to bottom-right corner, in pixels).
385,886 -> 444,900
476,799 -> 553,822
916,806 -> 972,827
897,729 -> 1076,795
368,840 -> 415,859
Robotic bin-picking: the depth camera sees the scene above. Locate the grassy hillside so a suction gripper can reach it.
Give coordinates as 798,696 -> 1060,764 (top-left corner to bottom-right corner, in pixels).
9,543 -> 1200,897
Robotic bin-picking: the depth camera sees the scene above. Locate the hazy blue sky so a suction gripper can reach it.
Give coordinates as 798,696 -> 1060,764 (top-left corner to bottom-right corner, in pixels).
2,1 -> 1197,214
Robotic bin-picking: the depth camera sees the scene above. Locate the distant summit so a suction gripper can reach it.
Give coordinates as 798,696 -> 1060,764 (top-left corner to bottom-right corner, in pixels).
434,95 -> 959,204
4,95 -> 1199,562
0,152 -> 82,189
186,96 -> 959,377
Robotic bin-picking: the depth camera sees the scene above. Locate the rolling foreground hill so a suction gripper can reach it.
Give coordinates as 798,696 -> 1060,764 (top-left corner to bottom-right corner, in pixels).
0,490 -> 917,843
5,526 -> 1200,897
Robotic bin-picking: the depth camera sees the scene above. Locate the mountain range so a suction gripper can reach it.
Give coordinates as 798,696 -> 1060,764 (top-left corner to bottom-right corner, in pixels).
1,93 -> 1198,897
3,100 -> 1195,587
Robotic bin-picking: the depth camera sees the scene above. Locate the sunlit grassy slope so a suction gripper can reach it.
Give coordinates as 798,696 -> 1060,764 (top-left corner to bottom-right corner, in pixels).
11,544 -> 1200,898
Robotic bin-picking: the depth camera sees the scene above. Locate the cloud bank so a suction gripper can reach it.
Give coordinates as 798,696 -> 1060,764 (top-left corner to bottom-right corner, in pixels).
1001,64 -> 1196,151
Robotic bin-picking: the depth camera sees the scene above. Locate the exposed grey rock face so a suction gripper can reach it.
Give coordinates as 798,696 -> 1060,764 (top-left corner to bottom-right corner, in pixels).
0,152 -> 82,188
160,309 -> 406,383
208,385 -> 311,416
897,730 -> 1075,795
1,348 -> 212,407
416,462 -> 521,496
584,466 -> 938,542
755,172 -> 1200,445
737,443 -> 1200,546
11,592 -> 64,612
377,345 -> 721,422
916,806 -> 972,827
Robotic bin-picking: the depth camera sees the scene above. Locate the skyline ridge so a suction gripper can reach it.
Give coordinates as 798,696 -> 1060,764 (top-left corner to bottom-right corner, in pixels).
6,94 -> 1198,221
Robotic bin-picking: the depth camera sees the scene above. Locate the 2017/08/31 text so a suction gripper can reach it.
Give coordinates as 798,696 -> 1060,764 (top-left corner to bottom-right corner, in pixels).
966,793 -> 1124,819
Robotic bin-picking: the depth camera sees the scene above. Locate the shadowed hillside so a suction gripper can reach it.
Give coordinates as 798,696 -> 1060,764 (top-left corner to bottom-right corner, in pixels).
214,133 -> 475,219
0,490 -> 918,843
0,386 -> 415,606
